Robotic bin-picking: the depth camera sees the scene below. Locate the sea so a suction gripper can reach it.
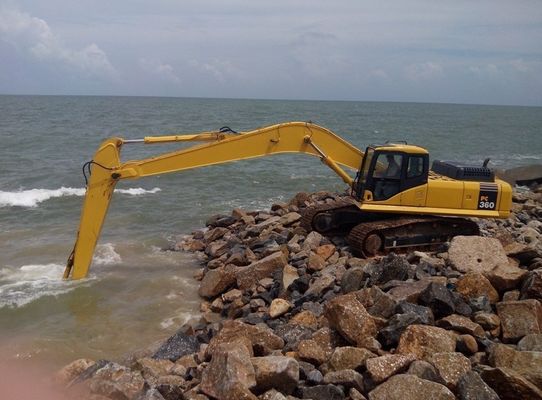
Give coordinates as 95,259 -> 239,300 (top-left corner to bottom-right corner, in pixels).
1,95 -> 541,369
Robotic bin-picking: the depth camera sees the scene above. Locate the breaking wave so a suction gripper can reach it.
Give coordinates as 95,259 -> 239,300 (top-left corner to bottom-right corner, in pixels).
0,187 -> 161,208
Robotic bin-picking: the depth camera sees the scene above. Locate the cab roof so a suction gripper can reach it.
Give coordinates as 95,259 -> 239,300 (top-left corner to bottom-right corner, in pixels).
371,143 -> 429,155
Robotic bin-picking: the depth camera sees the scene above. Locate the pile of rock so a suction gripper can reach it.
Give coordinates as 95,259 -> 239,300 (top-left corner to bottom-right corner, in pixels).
56,184 -> 542,400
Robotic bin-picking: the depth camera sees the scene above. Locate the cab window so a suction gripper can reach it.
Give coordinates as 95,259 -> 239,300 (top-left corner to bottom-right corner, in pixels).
407,155 -> 425,178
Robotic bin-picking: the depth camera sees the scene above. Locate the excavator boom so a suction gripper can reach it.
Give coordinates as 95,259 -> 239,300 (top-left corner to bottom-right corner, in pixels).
64,122 -> 364,279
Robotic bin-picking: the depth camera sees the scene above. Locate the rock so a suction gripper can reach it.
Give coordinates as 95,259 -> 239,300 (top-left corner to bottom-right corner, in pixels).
437,314 -> 485,338
222,288 -> 243,302
455,272 -> 499,304
207,320 -> 284,356
281,265 -> 299,291
297,327 -> 343,366
397,325 -> 456,361
289,310 -> 318,329
418,282 -> 456,319
341,267 -> 365,293
306,369 -> 324,385
518,334 -> 542,351
323,369 -> 364,392
199,265 -> 237,298
135,358 -> 173,379
480,367 -> 542,400
236,252 -> 288,291
154,375 -> 186,400
200,341 -> 257,400
368,374 -> 455,400
367,253 -> 414,285
489,343 -> 542,388
54,358 -> 95,385
502,290 -> 520,301
378,312 -> 425,348
429,352 -> 471,390
387,277 -> 446,303
354,286 -> 397,319
448,236 -> 527,291
153,331 -> 200,362
499,164 -> 542,185
505,243 -> 540,265
302,384 -> 345,400
349,388 -> 368,400
251,356 -> 299,394
307,252 -> 327,272
496,299 -> 542,342
521,269 -> 542,301
365,354 -> 416,383
305,274 -> 335,296
456,334 -> 479,354
279,212 -> 301,226
324,293 -> 377,346
473,312 -> 501,333
456,370 -> 500,400
136,388 -> 167,400
407,360 -> 443,384
88,362 -> 146,400
394,302 -> 435,325
269,299 -> 291,318
316,244 -> 336,261
204,227 -> 229,242
303,231 -> 323,250
274,323 -> 313,351
259,389 -> 287,400
448,236 -> 510,274
289,192 -> 311,207
329,346 -> 377,371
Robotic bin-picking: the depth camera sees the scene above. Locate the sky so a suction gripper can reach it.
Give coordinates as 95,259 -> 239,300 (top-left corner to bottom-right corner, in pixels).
0,1 -> 541,106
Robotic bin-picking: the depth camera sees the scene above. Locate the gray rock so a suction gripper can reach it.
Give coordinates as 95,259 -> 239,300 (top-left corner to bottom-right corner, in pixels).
341,267 -> 365,294
407,360 -> 444,384
153,331 -> 200,362
367,253 -> 414,285
251,356 -> 299,394
378,313 -> 424,348
517,334 -> 542,351
418,282 -> 456,319
456,370 -> 500,400
480,367 -> 542,400
323,369 -> 364,392
302,384 -> 345,400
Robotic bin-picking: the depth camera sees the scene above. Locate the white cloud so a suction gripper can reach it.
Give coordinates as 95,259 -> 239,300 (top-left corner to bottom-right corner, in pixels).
188,59 -> 243,83
139,58 -> 180,83
404,62 -> 443,81
0,7 -> 116,77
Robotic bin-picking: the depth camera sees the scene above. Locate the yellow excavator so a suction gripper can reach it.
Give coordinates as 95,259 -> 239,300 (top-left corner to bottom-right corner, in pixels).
64,121 -> 512,280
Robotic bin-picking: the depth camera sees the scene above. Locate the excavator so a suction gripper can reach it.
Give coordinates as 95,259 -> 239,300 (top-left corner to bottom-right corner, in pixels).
63,121 -> 512,280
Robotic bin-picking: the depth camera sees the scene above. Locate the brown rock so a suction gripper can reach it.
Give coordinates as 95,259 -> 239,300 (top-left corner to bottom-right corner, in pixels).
324,294 -> 377,346
298,327 -> 343,366
135,357 -> 173,379
323,369 -> 364,392
456,334 -> 479,354
366,354 -> 416,384
222,288 -> 243,302
387,277 -> 446,303
204,227 -> 229,242
307,253 -> 326,272
354,286 -> 397,319
429,352 -> 471,390
207,320 -> 284,356
473,312 -> 501,332
329,346 -> 377,371
521,269 -> 542,301
518,334 -> 542,351
198,265 -> 237,298
316,244 -> 336,261
303,231 -> 323,250
54,358 -> 95,385
397,325 -> 456,361
502,290 -> 520,301
496,299 -> 542,342
455,272 -> 499,304
480,367 -> 542,400
88,362 -> 145,400
489,343 -> 542,388
289,310 -> 318,329
279,212 -> 301,226
368,374 -> 455,400
236,252 -> 288,290
281,264 -> 298,291
448,236 -> 527,291
200,341 -> 258,400
269,299 -> 291,318
251,356 -> 299,394
437,314 -> 485,338
305,274 -> 335,296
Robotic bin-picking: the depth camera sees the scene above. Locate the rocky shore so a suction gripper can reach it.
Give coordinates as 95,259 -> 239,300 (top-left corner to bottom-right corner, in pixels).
55,179 -> 542,400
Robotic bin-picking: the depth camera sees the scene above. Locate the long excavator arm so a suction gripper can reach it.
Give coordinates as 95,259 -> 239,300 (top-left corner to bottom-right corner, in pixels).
64,121 -> 364,279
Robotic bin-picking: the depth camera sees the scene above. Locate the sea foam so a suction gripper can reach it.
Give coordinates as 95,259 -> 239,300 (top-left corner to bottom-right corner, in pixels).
0,186 -> 161,208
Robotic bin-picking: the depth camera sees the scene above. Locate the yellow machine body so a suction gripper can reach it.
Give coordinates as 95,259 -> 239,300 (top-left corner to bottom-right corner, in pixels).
64,121 -> 512,280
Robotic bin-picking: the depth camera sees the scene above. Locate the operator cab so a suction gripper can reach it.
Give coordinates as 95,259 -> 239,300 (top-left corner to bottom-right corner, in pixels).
353,144 -> 429,201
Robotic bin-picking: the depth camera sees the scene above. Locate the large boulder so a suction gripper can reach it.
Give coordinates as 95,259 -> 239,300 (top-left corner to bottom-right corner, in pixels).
396,325 -> 456,361
207,320 -> 284,356
496,299 -> 542,342
480,367 -> 542,400
250,356 -> 299,394
448,236 -> 527,291
368,374 -> 455,400
87,362 -> 146,400
198,265 -> 237,298
324,293 -> 377,346
200,341 -> 257,400
489,343 -> 542,388
236,252 -> 288,290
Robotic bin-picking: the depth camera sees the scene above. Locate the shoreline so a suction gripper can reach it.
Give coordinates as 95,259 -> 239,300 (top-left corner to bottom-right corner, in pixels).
47,175 -> 542,400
